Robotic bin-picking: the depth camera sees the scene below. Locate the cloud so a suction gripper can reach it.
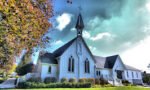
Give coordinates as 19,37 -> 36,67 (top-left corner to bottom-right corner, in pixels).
83,31 -> 112,41
90,33 -> 111,41
83,31 -> 91,39
121,36 -> 150,73
56,13 -> 73,31
82,0 -> 150,55
53,40 -> 63,45
146,2 -> 150,12
71,28 -> 76,31
89,46 -> 96,51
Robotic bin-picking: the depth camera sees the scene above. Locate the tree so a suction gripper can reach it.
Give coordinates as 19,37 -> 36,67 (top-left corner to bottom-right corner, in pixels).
143,71 -> 150,84
16,63 -> 34,76
0,0 -> 52,72
148,64 -> 150,69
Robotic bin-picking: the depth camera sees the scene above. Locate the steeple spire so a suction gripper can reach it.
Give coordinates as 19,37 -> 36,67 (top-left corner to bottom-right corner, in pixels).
75,14 -> 84,37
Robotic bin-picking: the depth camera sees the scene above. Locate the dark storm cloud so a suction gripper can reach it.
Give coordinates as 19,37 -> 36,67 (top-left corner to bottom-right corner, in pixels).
47,0 -> 150,56
51,0 -> 127,39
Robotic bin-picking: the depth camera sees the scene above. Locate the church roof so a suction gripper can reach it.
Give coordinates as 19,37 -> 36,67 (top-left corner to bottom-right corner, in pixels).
53,37 -> 77,57
105,55 -> 119,69
125,65 -> 141,71
95,55 -> 140,71
40,53 -> 57,64
94,56 -> 106,68
94,55 -> 119,69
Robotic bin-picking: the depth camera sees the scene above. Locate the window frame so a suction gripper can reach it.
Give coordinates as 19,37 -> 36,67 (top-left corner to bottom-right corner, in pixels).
132,72 -> 134,78
68,56 -> 74,73
85,59 -> 90,73
127,71 -> 129,78
48,66 -> 51,73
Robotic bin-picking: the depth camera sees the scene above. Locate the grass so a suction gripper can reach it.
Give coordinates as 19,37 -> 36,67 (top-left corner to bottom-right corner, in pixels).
10,86 -> 150,90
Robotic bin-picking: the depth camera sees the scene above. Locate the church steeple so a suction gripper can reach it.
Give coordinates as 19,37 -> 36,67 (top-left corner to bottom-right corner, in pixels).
75,14 -> 84,37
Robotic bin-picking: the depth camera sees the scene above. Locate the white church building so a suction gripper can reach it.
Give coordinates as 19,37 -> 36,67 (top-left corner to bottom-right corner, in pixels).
32,14 -> 143,85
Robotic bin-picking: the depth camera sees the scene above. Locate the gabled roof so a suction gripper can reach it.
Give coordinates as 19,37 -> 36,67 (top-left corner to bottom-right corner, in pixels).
105,55 -> 119,69
80,37 -> 96,63
125,65 -> 141,71
53,37 -> 77,57
94,55 -> 106,68
40,53 -> 57,64
94,55 -> 119,69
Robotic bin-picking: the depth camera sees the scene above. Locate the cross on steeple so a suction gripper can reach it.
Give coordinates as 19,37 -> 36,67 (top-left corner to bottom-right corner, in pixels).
75,14 -> 84,37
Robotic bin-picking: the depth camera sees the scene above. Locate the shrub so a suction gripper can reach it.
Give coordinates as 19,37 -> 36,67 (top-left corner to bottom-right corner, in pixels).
61,78 -> 68,83
78,78 -> 86,83
104,84 -> 114,87
44,77 -> 57,84
17,82 -> 92,88
95,78 -> 100,84
69,78 -> 76,83
86,78 -> 95,85
27,77 -> 42,83
122,80 -> 130,86
16,63 -> 34,76
99,77 -> 108,86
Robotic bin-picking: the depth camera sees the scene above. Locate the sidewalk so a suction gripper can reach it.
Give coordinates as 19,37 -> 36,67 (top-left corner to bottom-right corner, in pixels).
0,78 -> 16,88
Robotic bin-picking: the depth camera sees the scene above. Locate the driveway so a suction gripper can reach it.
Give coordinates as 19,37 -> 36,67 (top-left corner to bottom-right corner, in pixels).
0,78 -> 16,88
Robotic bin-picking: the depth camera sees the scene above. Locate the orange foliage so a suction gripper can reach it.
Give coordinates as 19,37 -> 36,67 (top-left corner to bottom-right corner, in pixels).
0,0 -> 53,71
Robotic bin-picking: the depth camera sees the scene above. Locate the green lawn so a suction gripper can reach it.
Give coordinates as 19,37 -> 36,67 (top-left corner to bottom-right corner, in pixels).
11,86 -> 150,90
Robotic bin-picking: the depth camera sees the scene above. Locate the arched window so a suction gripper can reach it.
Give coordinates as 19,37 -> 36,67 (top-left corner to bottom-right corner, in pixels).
85,59 -> 90,73
48,66 -> 51,73
68,58 -> 71,72
99,71 -> 101,76
96,71 -> 100,76
96,71 -> 99,76
132,72 -> 134,78
68,56 -> 74,72
136,72 -> 138,78
127,71 -> 129,78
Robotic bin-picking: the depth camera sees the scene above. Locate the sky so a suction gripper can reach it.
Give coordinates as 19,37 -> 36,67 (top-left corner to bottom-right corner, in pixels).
32,0 -> 150,73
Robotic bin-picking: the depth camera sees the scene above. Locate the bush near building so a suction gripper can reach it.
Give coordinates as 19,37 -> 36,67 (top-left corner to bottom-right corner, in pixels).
17,82 -> 91,88
27,77 -> 42,83
61,78 -> 68,83
69,78 -> 76,83
44,77 -> 57,84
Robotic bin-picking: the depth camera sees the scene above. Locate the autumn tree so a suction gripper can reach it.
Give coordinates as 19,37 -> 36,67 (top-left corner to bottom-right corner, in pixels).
0,0 -> 52,73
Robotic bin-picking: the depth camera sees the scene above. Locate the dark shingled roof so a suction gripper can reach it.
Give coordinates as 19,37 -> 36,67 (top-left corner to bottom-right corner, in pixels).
53,37 -> 77,57
125,65 -> 141,71
105,55 -> 119,69
40,53 -> 57,64
94,55 -> 119,69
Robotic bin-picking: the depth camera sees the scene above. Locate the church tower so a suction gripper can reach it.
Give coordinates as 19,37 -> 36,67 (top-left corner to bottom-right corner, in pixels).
75,14 -> 84,37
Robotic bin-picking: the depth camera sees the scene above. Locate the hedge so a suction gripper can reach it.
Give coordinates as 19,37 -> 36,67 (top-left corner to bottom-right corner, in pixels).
79,78 -> 86,83
17,82 -> 91,88
61,78 -> 68,83
69,78 -> 76,83
27,77 -> 42,83
44,77 -> 57,84
122,80 -> 130,86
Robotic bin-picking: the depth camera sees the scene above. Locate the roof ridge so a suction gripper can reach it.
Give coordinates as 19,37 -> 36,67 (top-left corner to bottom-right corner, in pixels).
125,64 -> 141,71
94,55 -> 105,58
106,54 -> 119,58
53,37 -> 77,57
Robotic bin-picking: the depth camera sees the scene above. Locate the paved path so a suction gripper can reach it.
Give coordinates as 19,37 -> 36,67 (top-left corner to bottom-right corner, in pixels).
0,78 -> 16,88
